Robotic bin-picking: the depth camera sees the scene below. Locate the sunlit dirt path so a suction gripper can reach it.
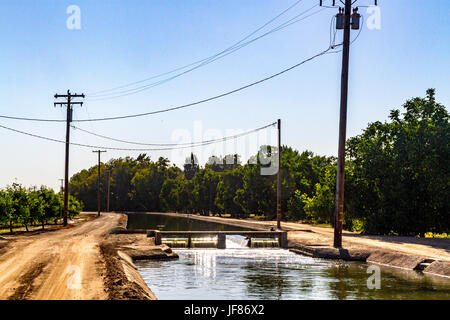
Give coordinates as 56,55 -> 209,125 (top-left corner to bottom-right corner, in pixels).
0,212 -> 120,300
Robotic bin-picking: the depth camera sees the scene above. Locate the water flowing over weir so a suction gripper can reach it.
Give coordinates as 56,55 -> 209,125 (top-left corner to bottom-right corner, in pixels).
226,235 -> 249,248
226,235 -> 279,248
160,235 -> 277,249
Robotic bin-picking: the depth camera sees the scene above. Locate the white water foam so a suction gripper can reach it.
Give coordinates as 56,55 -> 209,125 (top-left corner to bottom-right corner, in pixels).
226,235 -> 249,248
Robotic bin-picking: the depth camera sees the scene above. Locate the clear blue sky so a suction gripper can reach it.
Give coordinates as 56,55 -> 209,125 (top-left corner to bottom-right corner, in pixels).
0,0 -> 449,191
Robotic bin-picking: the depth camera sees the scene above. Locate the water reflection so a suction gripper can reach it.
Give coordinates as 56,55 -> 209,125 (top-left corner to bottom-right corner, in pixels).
322,262 -> 450,300
193,251 -> 217,281
328,263 -> 352,300
135,248 -> 450,300
127,213 -> 248,231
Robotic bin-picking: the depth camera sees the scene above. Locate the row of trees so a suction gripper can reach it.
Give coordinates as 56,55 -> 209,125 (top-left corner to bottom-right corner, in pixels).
0,184 -> 83,232
69,90 -> 449,236
70,148 -> 334,219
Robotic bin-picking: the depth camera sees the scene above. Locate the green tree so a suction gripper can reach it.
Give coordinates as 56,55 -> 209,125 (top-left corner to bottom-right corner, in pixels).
286,190 -> 307,221
9,184 -> 31,232
178,177 -> 194,214
131,158 -> 175,211
0,190 -> 15,232
347,89 -> 449,235
29,189 -> 45,229
192,168 -> 220,215
302,182 -> 335,224
215,168 -> 244,218
68,195 -> 83,219
39,187 -> 62,227
235,147 -> 276,219
159,178 -> 180,212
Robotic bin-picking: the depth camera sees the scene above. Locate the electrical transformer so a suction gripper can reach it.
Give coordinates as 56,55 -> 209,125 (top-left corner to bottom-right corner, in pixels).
335,9 -> 344,30
351,9 -> 361,30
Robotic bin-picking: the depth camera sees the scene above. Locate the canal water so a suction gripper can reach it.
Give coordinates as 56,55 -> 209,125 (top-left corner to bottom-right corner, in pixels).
130,213 -> 450,300
126,212 -> 248,232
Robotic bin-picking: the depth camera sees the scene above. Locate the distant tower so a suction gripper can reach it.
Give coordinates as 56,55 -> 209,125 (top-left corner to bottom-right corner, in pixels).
183,152 -> 199,180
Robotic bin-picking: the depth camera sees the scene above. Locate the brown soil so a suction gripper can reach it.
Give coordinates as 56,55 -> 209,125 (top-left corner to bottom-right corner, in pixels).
8,261 -> 49,300
99,241 -> 155,300
0,212 -> 152,300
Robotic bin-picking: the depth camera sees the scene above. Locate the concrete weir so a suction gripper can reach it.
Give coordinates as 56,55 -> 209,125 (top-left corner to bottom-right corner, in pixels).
147,230 -> 288,249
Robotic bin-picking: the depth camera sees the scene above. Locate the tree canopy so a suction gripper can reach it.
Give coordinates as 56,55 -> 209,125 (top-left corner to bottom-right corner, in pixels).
0,184 -> 83,232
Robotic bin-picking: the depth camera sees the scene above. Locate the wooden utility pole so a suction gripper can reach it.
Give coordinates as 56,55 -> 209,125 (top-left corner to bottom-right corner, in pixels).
334,0 -> 352,248
59,178 -> 64,219
333,0 -> 352,248
320,0 -> 371,248
107,167 -> 111,212
54,90 -> 84,226
93,150 -> 107,217
276,119 -> 282,230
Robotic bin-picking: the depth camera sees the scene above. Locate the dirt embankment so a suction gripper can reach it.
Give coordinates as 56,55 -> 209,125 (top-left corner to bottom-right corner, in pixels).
100,231 -> 178,300
0,212 -> 171,300
99,241 -> 155,300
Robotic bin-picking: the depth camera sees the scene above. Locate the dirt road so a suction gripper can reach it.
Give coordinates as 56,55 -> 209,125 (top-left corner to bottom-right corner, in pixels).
0,212 -> 121,300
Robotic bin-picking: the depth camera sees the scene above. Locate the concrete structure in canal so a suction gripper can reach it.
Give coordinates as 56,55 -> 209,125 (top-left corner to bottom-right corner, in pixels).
147,230 -> 288,249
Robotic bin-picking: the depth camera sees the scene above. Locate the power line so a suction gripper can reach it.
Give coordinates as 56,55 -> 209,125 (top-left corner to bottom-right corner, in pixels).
88,4 -> 325,100
71,122 -> 276,146
87,0 -> 308,97
0,121 -> 276,151
88,6 -> 325,101
77,47 -> 338,122
0,45 -> 338,123
0,115 -> 65,122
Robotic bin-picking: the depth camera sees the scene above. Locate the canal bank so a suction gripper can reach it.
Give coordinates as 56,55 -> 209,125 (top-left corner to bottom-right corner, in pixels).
102,213 -> 180,300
